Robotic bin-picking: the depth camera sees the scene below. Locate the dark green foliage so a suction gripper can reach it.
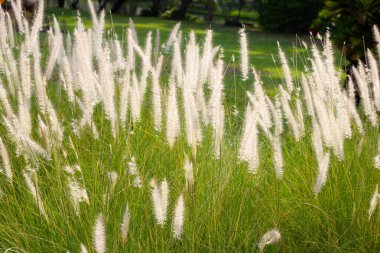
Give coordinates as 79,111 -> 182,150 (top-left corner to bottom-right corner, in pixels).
256,0 -> 323,33
313,0 -> 380,64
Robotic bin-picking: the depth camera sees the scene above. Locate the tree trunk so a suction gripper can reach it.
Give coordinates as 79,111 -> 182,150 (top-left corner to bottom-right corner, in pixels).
177,0 -> 192,20
150,0 -> 161,16
58,0 -> 65,8
98,0 -> 108,12
206,0 -> 213,25
237,0 -> 245,23
111,0 -> 127,13
70,0 -> 80,10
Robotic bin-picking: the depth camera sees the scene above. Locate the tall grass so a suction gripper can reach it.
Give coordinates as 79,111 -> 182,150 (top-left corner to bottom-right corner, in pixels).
0,0 -> 379,252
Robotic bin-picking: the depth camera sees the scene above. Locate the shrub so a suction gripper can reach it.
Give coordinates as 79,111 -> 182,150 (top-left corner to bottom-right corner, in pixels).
313,0 -> 380,65
256,0 -> 323,33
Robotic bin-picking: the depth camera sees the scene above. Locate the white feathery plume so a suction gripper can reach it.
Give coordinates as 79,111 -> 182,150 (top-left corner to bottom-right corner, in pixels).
61,56 -> 75,103
196,77 -> 208,125
160,179 -> 169,223
45,17 -> 63,80
18,90 -> 32,136
247,91 -> 272,135
10,0 -> 24,33
357,60 -> 366,78
65,33 -> 72,55
312,121 -> 324,163
45,100 -> 64,142
80,243 -> 89,253
314,152 -> 331,195
18,47 -> 32,135
22,15 -> 30,40
119,68 -> 130,128
64,165 -> 77,175
2,116 -> 21,147
279,86 -> 300,141
239,27 -> 249,81
336,94 -> 352,140
375,156 -> 380,169
29,0 -> 44,51
352,66 -> 377,126
272,133 -> 283,179
177,31 -> 183,48
310,45 -> 328,93
0,81 -> 14,118
0,62 -> 15,97
128,18 -> 138,43
68,177 -> 90,216
295,98 -> 304,136
150,179 -> 164,226
367,49 -> 380,111
323,31 -> 337,85
87,0 -> 98,28
93,11 -> 105,57
20,44 -> 31,101
172,194 -> 185,239
138,31 -> 153,99
97,46 -> 117,135
18,91 -> 32,139
106,171 -> 118,200
311,88 -> 333,148
5,13 -> 14,48
93,214 -> 106,253
199,29 -> 213,85
144,31 -> 153,65
151,57 -> 163,131
121,204 -> 131,244
0,8 -> 7,52
346,76 -> 356,106
184,156 -> 194,192
111,39 -> 124,70
247,78 -> 271,136
265,96 -> 283,135
127,156 -> 142,188
127,28 -> 135,69
163,22 -> 181,51
5,43 -> 20,86
4,113 -> 50,159
278,42 -> 293,92
172,38 -> 183,86
239,104 -> 259,173
130,72 -> 141,123
210,45 -> 221,62
24,135 -> 51,159
32,43 -> 49,111
258,229 -> 281,251
166,75 -> 180,147
209,58 -> 225,157
150,178 -> 169,226
47,28 -> 54,50
130,34 -> 149,65
374,137 -> 380,169
301,73 -> 314,117
368,185 -> 379,221
182,32 -> 202,152
328,108 -> 344,160
0,137 -> 12,183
